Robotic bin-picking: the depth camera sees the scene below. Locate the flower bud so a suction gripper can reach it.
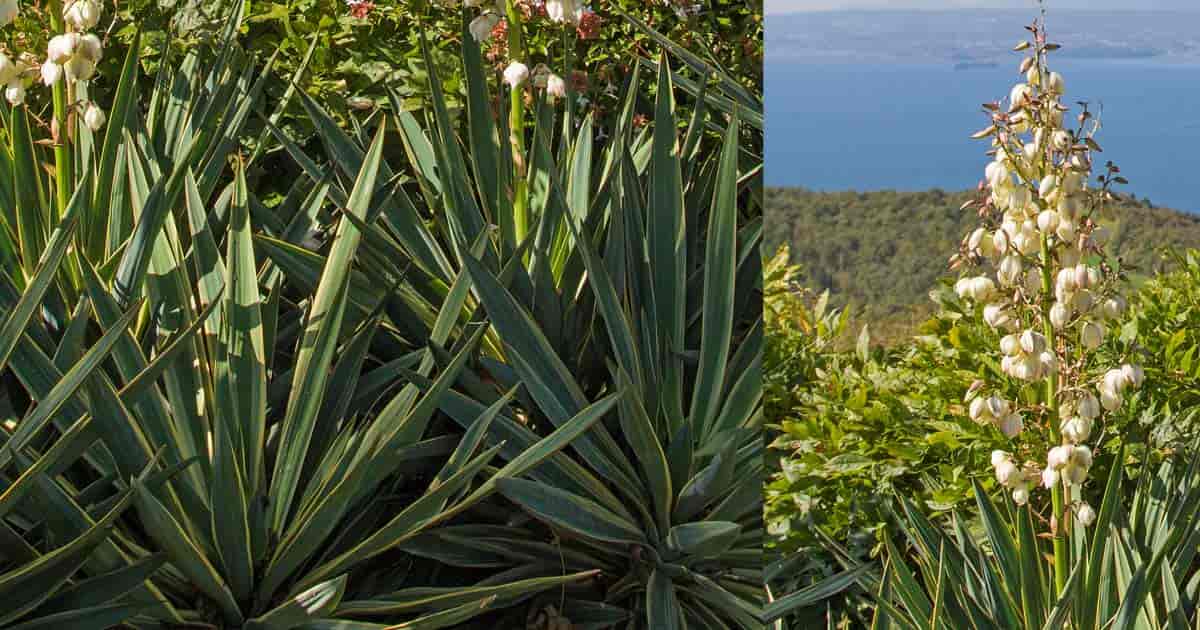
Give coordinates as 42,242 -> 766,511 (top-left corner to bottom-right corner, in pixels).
1076,502 -> 1096,526
468,13 -> 501,42
998,412 -> 1023,438
1039,174 -> 1058,199
503,62 -> 529,88
83,101 -> 105,131
47,34 -> 78,64
545,0 -> 582,24
546,73 -> 566,100
1047,445 -> 1071,470
4,80 -> 23,106
1037,209 -> 1059,234
1061,416 -> 1092,443
1122,363 -> 1144,389
995,458 -> 1019,486
1019,329 -> 1045,354
1009,83 -> 1031,109
1000,334 -> 1021,357
1049,302 -> 1070,329
1012,486 -> 1030,505
63,0 -> 101,31
1047,71 -> 1065,94
1052,129 -> 1071,151
991,450 -> 1010,466
1042,467 -> 1060,488
1101,295 -> 1126,320
998,255 -> 1023,286
0,0 -> 16,26
41,61 -> 62,86
1080,320 -> 1104,350
1077,392 -> 1100,419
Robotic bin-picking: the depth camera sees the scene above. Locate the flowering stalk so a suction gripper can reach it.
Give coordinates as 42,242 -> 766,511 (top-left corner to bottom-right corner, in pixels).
953,17 -> 1140,596
504,0 -> 528,246
48,0 -> 72,220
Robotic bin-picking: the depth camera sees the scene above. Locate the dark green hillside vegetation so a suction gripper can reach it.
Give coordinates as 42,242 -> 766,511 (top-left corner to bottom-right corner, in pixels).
766,188 -> 1200,338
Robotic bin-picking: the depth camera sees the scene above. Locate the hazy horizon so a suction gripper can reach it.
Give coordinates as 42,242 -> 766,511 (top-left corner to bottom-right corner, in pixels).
767,1 -> 1200,14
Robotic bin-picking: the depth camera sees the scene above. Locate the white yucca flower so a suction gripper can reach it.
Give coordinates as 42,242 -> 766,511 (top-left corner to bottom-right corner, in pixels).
503,62 -> 529,88
83,101 -> 105,131
63,0 -> 101,31
544,0 -> 582,24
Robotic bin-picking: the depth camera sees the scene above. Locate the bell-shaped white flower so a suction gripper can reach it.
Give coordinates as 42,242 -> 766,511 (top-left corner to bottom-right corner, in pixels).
991,450 -> 1011,467
1039,174 -> 1058,199
1077,392 -> 1100,419
998,412 -> 1023,438
1037,209 -> 1060,234
1052,129 -> 1071,151
503,62 -> 529,88
1101,295 -> 1126,320
47,33 -> 79,64
4,80 -> 23,106
63,0 -> 101,31
1076,502 -> 1097,526
1047,71 -> 1065,94
1122,364 -> 1144,389
468,13 -> 500,42
1080,320 -> 1105,350
1019,329 -> 1046,355
984,303 -> 1016,331
998,254 -> 1023,286
1012,485 -> 1030,505
1047,445 -> 1071,470
41,60 -> 63,86
1009,83 -> 1031,109
1061,416 -> 1092,443
995,458 -> 1019,486
1042,467 -> 1060,489
999,334 -> 1021,357
545,0 -> 582,24
83,101 -> 105,131
1050,301 -> 1071,329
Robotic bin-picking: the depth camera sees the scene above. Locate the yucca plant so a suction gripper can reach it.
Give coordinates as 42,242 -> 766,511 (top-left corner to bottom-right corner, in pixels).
0,5 -> 639,629
851,441 -> 1200,629
255,7 -> 764,626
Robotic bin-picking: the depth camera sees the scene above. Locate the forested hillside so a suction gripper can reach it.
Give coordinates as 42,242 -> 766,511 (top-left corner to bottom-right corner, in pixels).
766,188 -> 1200,334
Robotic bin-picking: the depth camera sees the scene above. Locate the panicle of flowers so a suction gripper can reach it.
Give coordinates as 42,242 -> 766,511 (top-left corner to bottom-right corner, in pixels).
465,0 -> 582,103
953,19 -> 1141,526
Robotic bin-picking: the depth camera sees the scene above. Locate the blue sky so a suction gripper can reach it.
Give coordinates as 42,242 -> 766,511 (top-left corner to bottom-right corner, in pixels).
766,0 -> 1200,14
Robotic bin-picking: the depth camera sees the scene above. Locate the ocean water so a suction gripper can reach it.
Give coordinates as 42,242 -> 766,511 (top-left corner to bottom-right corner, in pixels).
765,59 -> 1200,213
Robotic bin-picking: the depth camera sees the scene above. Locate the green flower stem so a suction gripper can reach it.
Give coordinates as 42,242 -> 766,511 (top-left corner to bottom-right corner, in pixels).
48,1 -> 73,223
505,0 -> 528,247
1039,233 -> 1069,596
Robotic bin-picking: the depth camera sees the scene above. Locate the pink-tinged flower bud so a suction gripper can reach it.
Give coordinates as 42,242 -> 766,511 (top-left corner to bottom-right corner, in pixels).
1080,320 -> 1104,349
1050,301 -> 1070,329
1047,445 -> 1071,469
0,0 -> 17,26
1121,364 -> 1144,389
1076,502 -> 1096,526
998,412 -> 1023,438
546,73 -> 566,99
47,34 -> 78,64
1042,467 -> 1060,488
468,13 -> 501,42
1047,71 -> 1065,94
503,62 -> 529,88
41,60 -> 62,86
995,459 -> 1019,485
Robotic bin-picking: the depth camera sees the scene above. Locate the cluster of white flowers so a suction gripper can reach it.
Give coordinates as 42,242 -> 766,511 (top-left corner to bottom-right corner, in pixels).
466,0 -> 570,101
953,33 -> 1142,527
0,0 -> 108,130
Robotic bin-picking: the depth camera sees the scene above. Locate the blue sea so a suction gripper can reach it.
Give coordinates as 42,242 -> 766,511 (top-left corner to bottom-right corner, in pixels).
765,59 -> 1200,213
